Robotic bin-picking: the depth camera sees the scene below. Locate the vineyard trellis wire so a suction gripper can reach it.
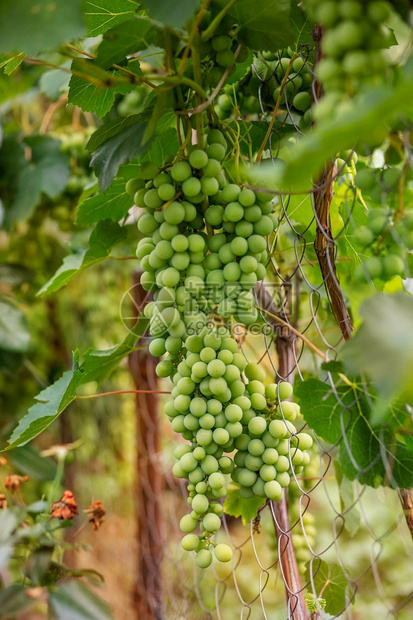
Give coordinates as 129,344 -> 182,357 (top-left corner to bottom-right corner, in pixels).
124,36 -> 413,620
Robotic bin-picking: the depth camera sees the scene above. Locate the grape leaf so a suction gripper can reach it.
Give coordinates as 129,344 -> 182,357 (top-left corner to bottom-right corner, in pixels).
0,1 -> 85,55
4,325 -> 146,450
86,111 -> 152,153
50,581 -> 113,620
95,18 -> 154,69
0,302 -> 30,353
38,220 -> 127,296
6,136 -> 70,224
9,445 -> 57,481
341,293 -> 413,424
295,378 -> 413,488
0,585 -> 34,617
214,0 -> 293,52
90,111 -> 153,192
289,1 -> 315,52
305,560 -> 352,616
334,461 -> 361,537
84,0 -> 139,37
140,0 -> 202,29
68,60 -> 133,118
76,164 -> 138,225
224,487 -> 265,525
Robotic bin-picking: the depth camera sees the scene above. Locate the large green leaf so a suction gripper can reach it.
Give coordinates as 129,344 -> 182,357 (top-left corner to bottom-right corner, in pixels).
84,0 -> 139,37
38,220 -> 127,296
7,136 -> 70,224
76,164 -> 138,225
0,1 -> 85,54
223,487 -> 265,525
295,378 -> 413,489
140,0 -> 202,29
0,585 -> 34,617
96,18 -> 154,68
305,560 -> 351,617
4,325 -> 147,450
90,112 -> 153,192
50,581 -> 113,620
68,60 -> 134,119
341,294 -> 413,424
215,0 -> 293,52
0,302 -> 30,353
6,369 -> 81,451
10,445 -> 57,481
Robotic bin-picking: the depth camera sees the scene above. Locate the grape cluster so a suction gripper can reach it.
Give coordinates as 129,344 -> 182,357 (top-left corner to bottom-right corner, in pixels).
352,165 -> 412,281
306,0 -> 394,120
130,128 -> 312,567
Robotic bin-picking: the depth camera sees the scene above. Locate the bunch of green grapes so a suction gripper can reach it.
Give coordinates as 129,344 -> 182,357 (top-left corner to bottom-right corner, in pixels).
352,163 -> 412,281
305,0 -> 394,120
231,370 -> 313,501
129,127 -> 311,567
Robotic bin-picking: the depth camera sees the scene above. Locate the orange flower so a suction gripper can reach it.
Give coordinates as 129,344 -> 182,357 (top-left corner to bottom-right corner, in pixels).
0,456 -> 8,466
0,493 -> 7,509
50,490 -> 78,520
84,500 -> 106,531
4,474 -> 29,492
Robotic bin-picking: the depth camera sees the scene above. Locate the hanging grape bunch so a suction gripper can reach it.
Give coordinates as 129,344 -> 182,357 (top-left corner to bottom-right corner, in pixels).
129,127 -> 313,568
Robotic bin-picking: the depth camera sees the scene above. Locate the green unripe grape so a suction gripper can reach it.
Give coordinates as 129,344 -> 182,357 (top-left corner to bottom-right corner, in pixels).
225,202 -> 244,222
221,184 -> 241,203
216,49 -> 235,67
206,143 -> 226,161
213,428 -> 230,445
367,1 -> 391,24
207,399 -> 222,415
192,361 -> 208,379
182,534 -> 200,551
355,168 -> 376,191
354,226 -> 374,246
235,221 -> 254,238
264,480 -> 283,500
218,243 -> 236,264
248,438 -> 265,456
209,377 -> 228,395
244,454 -> 263,471
230,237 -> 248,256
163,202 -> 184,225
138,213 -> 158,235
383,254 -> 404,277
278,381 -> 293,400
364,256 -> 383,279
184,414 -> 199,430
253,215 -> 274,236
207,359 -> 226,378
177,376 -> 196,395
209,472 -> 226,489
153,172 -> 171,188
203,512 -> 221,532
203,158 -> 221,177
159,222 -> 179,240
212,35 -> 232,52
214,543 -> 232,562
248,415 -> 267,437
244,363 -> 265,382
174,443 -> 192,459
217,349 -> 233,364
200,176 -> 219,196
276,455 -> 290,473
203,331 -> 222,350
188,234 -> 205,253
166,336 -> 182,355
172,462 -> 186,478
224,404 -> 243,423
201,455 -> 219,475
170,161 -> 192,183
223,262 -> 241,282
140,161 -> 158,180
156,360 -> 173,378
207,129 -> 227,147
237,468 -> 257,487
199,414 -> 215,430
196,428 -> 213,446
260,464 -> 277,482
161,267 -> 180,288
196,549 -> 213,568
192,494 -> 209,514
180,452 -> 198,473
180,514 -> 198,533
189,149 -> 208,170
292,91 -> 311,112
244,205 -> 262,223
248,235 -> 266,253
170,234 -> 188,252
149,338 -> 166,357
126,177 -> 145,196
262,448 -> 279,465
238,188 -> 256,207
269,420 -> 287,439
250,393 -> 266,410
276,471 -> 291,487
199,347 -> 216,364
206,205 -> 224,227
171,252 -> 190,271
157,183 -> 175,202
182,177 -> 202,198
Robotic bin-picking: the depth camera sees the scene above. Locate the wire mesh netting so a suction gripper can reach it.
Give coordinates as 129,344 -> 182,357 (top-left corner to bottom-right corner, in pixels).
127,43 -> 413,620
